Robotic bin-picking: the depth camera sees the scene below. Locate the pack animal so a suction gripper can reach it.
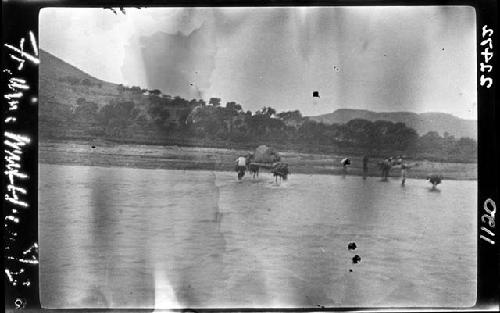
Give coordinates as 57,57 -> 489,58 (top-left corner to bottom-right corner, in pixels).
271,163 -> 289,183
248,163 -> 260,178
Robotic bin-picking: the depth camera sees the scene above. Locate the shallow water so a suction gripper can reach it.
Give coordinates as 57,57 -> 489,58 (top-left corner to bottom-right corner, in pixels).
39,164 -> 476,309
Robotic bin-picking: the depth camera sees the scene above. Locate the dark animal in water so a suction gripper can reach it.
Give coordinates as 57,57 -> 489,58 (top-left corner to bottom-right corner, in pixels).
237,170 -> 245,180
427,175 -> 442,189
248,163 -> 260,178
271,163 -> 289,183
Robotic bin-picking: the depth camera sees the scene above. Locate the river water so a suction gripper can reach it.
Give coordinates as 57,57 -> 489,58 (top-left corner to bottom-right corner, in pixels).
39,163 -> 476,309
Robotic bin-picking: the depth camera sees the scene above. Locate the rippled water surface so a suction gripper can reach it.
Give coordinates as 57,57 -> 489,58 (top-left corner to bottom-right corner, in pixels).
39,164 -> 476,308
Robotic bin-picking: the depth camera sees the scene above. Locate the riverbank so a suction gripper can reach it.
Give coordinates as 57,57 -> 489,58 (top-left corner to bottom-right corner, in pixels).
39,140 -> 477,180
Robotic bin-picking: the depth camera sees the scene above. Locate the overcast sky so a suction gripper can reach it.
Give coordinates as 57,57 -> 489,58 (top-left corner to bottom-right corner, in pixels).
40,6 -> 477,119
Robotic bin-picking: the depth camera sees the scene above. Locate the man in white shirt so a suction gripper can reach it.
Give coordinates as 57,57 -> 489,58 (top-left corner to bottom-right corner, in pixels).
235,156 -> 247,180
340,158 -> 351,177
236,156 -> 246,167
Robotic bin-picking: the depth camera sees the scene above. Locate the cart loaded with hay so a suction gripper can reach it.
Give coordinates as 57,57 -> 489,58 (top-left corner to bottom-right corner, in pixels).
248,145 -> 289,182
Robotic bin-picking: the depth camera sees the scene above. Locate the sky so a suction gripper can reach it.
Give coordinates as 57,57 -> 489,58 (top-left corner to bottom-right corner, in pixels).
40,6 -> 477,119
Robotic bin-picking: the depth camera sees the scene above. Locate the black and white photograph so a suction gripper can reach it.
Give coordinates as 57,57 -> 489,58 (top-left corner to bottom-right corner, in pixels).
37,6 -> 478,309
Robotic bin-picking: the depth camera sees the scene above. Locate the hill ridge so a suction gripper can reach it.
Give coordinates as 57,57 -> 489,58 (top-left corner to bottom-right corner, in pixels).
309,109 -> 476,139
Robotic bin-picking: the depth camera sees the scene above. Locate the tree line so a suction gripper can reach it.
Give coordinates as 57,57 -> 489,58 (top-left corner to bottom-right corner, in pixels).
42,93 -> 477,162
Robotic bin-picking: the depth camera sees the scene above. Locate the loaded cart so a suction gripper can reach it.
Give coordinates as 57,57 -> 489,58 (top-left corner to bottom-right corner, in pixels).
248,145 -> 289,182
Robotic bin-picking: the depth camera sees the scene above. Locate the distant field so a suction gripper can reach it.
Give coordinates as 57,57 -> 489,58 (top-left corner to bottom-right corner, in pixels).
39,140 -> 477,181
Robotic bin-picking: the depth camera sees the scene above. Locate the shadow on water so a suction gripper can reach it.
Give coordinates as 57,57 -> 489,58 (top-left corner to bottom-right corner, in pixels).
87,169 -> 154,308
171,172 -> 229,308
429,187 -> 442,193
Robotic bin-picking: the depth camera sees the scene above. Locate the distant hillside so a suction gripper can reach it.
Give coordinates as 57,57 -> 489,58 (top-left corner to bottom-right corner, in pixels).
39,49 -> 193,141
309,109 -> 476,139
40,49 -> 103,83
39,49 -> 124,110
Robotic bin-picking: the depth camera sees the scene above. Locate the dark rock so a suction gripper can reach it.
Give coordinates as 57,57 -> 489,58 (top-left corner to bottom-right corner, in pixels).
352,255 -> 361,264
348,242 -> 357,250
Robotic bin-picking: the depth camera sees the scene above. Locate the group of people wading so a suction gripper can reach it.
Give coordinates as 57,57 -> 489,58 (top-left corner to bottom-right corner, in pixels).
378,155 -> 408,185
342,155 -> 408,185
343,155 -> 442,189
235,148 -> 442,189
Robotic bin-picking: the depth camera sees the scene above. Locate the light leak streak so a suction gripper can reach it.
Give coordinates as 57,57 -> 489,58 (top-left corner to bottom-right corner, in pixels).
153,263 -> 182,311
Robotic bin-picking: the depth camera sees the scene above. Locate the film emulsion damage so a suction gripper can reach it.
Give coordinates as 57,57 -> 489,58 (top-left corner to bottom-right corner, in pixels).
2,1 -> 499,311
4,31 -> 39,305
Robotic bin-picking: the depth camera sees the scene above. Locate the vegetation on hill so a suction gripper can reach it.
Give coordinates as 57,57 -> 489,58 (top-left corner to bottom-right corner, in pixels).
39,49 -> 476,162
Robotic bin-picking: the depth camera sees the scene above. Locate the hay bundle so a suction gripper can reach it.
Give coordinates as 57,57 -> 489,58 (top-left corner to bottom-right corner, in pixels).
254,145 -> 281,163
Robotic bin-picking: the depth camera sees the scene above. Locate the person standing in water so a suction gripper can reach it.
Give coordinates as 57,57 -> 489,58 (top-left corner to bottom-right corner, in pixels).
400,157 -> 407,186
235,155 -> 247,180
381,157 -> 392,181
362,156 -> 369,180
397,155 -> 403,166
340,158 -> 351,178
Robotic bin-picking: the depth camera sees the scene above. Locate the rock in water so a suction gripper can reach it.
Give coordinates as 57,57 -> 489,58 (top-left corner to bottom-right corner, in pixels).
348,242 -> 357,250
352,255 -> 361,264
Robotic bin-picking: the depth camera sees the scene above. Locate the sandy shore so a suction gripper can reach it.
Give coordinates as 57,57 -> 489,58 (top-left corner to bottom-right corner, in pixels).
39,140 -> 477,181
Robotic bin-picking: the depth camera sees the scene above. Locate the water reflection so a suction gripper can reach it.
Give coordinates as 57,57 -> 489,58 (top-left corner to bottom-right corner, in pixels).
39,164 -> 476,308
